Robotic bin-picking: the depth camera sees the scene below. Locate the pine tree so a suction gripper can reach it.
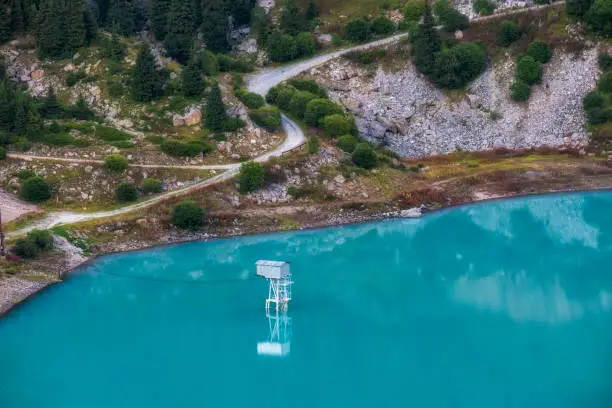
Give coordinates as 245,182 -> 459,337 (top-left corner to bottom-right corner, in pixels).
201,0 -> 229,53
13,93 -> 28,135
150,0 -> 171,40
66,0 -> 87,54
36,0 -> 66,58
95,0 -> 111,25
182,59 -> 204,97
107,0 -> 136,35
0,77 -> 15,131
306,0 -> 319,21
230,0 -> 255,26
191,0 -> 202,28
131,44 -> 162,102
84,6 -> 99,44
0,0 -> 13,44
280,0 -> 305,36
165,0 -> 195,64
40,88 -> 63,118
204,84 -> 227,131
25,1 -> 37,31
11,0 -> 25,35
412,2 -> 441,76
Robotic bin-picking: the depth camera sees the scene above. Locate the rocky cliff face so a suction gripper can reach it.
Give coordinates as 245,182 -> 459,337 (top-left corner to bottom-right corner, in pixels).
308,47 -> 600,158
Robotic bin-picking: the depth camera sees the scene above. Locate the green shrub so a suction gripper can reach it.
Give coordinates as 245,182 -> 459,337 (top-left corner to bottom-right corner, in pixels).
199,49 -> 220,76
108,82 -> 124,98
344,18 -> 371,43
0,146 -> 5,160
304,99 -> 343,126
20,176 -> 52,203
65,71 -> 87,87
15,169 -> 36,180
95,126 -> 131,142
433,42 -> 486,89
473,0 -> 496,15
351,143 -> 377,169
223,117 -> 246,132
146,135 -> 165,145
276,86 -> 297,110
403,2 -> 425,21
510,80 -> 531,101
296,32 -> 317,57
27,229 -> 54,251
14,238 -> 39,259
217,54 -> 253,72
307,135 -> 320,154
583,91 -> 604,110
586,107 -> 610,125
73,138 -> 91,147
527,41 -> 552,63
598,71 -> 612,93
44,132 -> 75,146
171,201 -> 205,230
116,182 -> 139,203
287,79 -> 327,98
599,53 -> 612,71
266,30 -> 297,62
110,140 -> 135,149
104,154 -> 129,172
249,106 -> 282,130
289,91 -> 318,118
371,15 -> 395,36
439,7 -> 470,32
586,0 -> 612,37
13,137 -> 31,151
322,114 -> 350,137
160,140 -> 206,157
515,55 -> 542,85
141,178 -> 163,194
237,91 -> 265,109
266,86 -> 281,104
238,162 -> 265,194
497,21 -> 521,46
337,134 -> 358,153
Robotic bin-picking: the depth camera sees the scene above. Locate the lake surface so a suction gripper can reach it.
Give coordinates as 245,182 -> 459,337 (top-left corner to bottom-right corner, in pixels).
2,192 -> 612,408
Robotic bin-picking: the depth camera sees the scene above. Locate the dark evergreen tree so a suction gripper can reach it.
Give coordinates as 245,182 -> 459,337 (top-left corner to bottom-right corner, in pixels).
66,0 -> 87,54
0,0 -> 14,43
150,0 -> 171,40
182,59 -> 204,97
83,6 -> 99,44
107,0 -> 136,35
204,84 -> 227,131
131,44 -> 162,102
280,0 -> 305,36
36,0 -> 65,58
230,0 -> 255,26
165,0 -> 194,64
191,0 -> 202,28
24,0 -> 37,31
566,0 -> 595,17
95,0 -> 111,25
306,0 -> 319,21
411,2 -> 441,76
201,0 -> 229,52
12,93 -> 29,136
11,0 -> 25,35
0,77 -> 15,131
40,88 -> 63,118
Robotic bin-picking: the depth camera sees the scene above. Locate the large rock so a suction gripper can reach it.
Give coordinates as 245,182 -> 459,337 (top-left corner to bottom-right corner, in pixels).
185,108 -> 202,126
173,114 -> 185,127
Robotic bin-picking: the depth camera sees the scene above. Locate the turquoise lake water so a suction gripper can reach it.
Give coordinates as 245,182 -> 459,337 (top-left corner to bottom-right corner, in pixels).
2,192 -> 612,407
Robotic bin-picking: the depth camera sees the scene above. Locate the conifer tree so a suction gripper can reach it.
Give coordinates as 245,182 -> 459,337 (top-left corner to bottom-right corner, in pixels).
12,93 -> 29,136
36,0 -> 65,58
131,44 -> 162,102
95,0 -> 111,25
0,0 -> 13,44
150,0 -> 171,40
66,0 -> 87,54
201,0 -> 229,52
40,88 -> 63,118
230,0 -> 255,26
11,0 -> 25,35
0,77 -> 15,131
412,2 -> 441,76
84,7 -> 99,44
182,59 -> 204,97
191,0 -> 202,28
107,0 -> 136,35
24,1 -> 37,31
204,84 -> 227,131
280,0 -> 305,36
306,0 -> 319,21
165,0 -> 194,64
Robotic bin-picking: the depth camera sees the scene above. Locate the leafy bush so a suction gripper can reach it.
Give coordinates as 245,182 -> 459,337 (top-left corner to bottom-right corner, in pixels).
15,169 -> 36,180
510,80 -> 531,101
371,15 -> 395,36
439,7 -> 470,32
527,41 -> 552,63
351,143 -> 378,169
160,140 -> 206,157
289,91 -> 318,118
95,126 -> 131,142
13,137 -> 31,151
250,106 -> 282,130
14,238 -> 39,259
217,54 -> 253,72
20,176 -> 52,203
304,99 -> 343,126
237,91 -> 265,109
566,0 -> 595,18
267,30 -> 297,62
287,79 -> 328,98
104,154 -> 129,172
515,55 -> 542,85
108,82 -> 124,98
599,53 -> 612,70
473,0 -> 496,15
199,50 -> 219,76
27,229 -> 54,251
432,42 -> 486,89
275,86 -> 297,110
586,107 -> 610,125
141,178 -> 163,194
497,21 -> 521,46
171,201 -> 205,230
110,140 -> 135,149
307,135 -> 320,154
586,0 -> 612,36
238,162 -> 265,194
583,91 -> 604,110
116,182 -> 139,203
0,146 -> 5,160
337,134 -> 358,153
223,117 -> 246,132
322,114 -> 350,137
344,18 -> 371,43
296,32 -> 317,57
65,71 -> 87,87
583,91 -> 608,125
403,3 -> 425,21
598,71 -> 612,93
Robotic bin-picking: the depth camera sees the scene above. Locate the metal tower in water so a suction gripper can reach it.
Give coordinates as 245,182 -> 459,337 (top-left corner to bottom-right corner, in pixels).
255,260 -> 292,311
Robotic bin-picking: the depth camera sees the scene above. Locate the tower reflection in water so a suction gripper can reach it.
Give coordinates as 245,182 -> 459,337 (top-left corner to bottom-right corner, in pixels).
257,308 -> 292,357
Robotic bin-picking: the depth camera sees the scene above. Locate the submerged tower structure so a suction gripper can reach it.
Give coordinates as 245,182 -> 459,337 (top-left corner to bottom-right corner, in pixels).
256,260 -> 293,311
